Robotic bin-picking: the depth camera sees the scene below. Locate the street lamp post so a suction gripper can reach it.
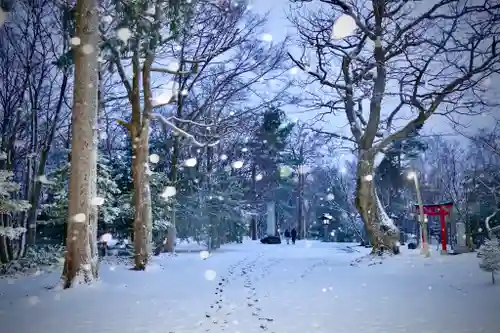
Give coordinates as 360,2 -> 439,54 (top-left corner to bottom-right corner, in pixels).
323,219 -> 330,242
322,213 -> 333,242
407,171 -> 430,257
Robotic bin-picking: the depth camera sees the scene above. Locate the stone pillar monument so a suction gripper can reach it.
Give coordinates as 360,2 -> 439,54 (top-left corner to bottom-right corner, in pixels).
266,202 -> 276,236
454,222 -> 468,254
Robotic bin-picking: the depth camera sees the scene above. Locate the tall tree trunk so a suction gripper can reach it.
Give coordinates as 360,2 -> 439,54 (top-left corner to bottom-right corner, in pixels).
297,172 -> 304,239
354,152 -> 398,254
131,128 -> 152,269
125,46 -> 154,268
250,163 -> 257,240
61,0 -> 99,288
165,136 -> 179,253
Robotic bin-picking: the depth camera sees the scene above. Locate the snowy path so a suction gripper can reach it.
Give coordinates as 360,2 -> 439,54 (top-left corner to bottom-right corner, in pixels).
1,240 -> 499,333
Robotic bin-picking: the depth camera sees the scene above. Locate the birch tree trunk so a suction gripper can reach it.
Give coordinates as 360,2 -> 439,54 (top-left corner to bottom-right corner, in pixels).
87,70 -> 105,278
61,0 -> 99,288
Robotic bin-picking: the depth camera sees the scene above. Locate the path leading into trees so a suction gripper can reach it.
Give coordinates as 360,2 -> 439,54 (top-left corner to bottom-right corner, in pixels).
0,240 -> 498,333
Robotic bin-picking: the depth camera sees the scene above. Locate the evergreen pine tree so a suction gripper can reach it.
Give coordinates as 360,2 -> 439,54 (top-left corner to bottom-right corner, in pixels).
249,108 -> 294,235
43,156 -> 120,232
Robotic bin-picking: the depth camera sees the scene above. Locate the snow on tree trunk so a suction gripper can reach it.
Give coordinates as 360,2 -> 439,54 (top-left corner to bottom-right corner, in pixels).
484,210 -> 498,239
355,152 -> 399,254
61,0 -> 99,288
131,128 -> 153,270
478,239 -> 500,284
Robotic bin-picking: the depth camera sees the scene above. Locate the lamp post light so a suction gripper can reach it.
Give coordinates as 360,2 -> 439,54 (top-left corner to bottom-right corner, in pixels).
322,213 -> 333,242
407,171 -> 430,257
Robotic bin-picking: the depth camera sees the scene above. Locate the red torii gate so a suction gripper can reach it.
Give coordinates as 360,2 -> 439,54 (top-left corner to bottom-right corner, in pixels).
414,202 -> 453,252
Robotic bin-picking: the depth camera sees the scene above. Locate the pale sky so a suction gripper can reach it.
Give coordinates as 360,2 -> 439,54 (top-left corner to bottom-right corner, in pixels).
249,0 -> 498,142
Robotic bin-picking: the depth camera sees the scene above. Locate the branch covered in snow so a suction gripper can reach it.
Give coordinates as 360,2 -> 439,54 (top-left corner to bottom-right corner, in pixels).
151,113 -> 220,147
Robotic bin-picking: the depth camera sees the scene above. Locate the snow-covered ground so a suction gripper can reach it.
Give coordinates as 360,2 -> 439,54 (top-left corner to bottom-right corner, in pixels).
0,240 -> 499,333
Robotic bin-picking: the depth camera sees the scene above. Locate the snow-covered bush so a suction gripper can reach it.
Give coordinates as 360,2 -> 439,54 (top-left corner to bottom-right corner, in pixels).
24,244 -> 65,266
478,239 -> 500,284
0,165 -> 31,264
0,244 -> 64,276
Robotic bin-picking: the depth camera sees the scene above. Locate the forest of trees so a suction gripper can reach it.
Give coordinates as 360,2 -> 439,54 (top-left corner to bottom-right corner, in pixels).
0,0 -> 499,287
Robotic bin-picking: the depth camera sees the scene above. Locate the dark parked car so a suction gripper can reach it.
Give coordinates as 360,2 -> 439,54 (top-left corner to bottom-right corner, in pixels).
260,235 -> 281,244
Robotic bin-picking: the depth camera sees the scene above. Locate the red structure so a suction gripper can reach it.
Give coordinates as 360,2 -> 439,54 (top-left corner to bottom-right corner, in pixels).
414,202 -> 453,252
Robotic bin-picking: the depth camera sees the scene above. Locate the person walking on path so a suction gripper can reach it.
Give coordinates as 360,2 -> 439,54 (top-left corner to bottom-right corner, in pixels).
284,229 -> 291,244
291,228 -> 297,245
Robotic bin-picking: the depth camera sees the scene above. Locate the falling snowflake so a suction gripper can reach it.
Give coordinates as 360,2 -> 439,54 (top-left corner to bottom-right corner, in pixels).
297,164 -> 311,174
220,154 -> 228,161
37,175 -> 55,185
184,158 -> 197,167
326,193 -> 335,201
481,77 -> 491,88
363,174 -> 373,181
102,15 -> 112,24
116,28 -> 132,42
279,165 -> 293,178
161,186 -> 177,198
70,37 -> 81,46
241,147 -> 248,152
261,33 -> 273,42
231,160 -> 244,169
180,89 -> 188,96
149,154 -> 160,164
200,250 -> 210,260
90,197 -> 105,206
82,44 -> 94,54
331,14 -> 357,40
27,296 -> 40,305
289,67 -> 298,75
72,213 -> 86,223
153,81 -> 178,106
100,233 -> 113,243
204,269 -> 217,281
167,61 -> 180,72
255,174 -> 263,181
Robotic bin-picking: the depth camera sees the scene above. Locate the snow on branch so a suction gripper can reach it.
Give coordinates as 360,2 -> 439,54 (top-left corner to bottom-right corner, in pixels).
150,67 -> 192,75
375,190 -> 397,231
151,113 -> 220,147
